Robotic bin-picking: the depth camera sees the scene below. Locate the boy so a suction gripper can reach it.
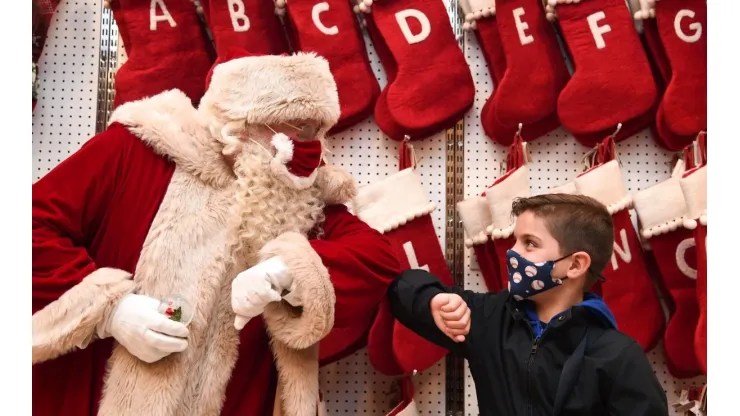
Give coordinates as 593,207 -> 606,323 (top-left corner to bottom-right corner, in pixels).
388,194 -> 668,415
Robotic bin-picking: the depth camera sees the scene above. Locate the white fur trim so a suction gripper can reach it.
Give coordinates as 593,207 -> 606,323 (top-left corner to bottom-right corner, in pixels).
314,164 -> 358,205
199,53 -> 340,132
457,196 -> 492,248
271,133 -> 294,164
574,160 -> 632,214
352,169 -> 437,234
680,165 -> 707,222
109,89 -> 234,188
633,177 -> 693,239
550,181 -> 578,195
32,268 -> 134,364
485,166 -> 530,240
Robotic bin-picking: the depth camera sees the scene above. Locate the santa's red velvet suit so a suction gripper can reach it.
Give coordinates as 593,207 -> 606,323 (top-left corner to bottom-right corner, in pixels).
32,53 -> 401,416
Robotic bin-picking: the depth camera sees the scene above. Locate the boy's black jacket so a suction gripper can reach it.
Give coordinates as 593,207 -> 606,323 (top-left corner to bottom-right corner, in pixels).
388,269 -> 668,416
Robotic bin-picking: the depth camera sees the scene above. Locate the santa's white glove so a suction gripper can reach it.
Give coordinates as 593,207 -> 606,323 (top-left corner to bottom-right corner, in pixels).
232,256 -> 297,330
97,293 -> 189,363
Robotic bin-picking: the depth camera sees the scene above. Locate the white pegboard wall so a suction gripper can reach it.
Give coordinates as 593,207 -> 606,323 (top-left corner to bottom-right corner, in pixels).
31,2 -> 449,415
32,1 -> 101,183
462,27 -> 706,416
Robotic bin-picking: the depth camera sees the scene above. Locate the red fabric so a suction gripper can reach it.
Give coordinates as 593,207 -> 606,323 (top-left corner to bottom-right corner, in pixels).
313,205 -> 403,364
473,17 -> 559,145
693,223 -> 707,374
655,0 -> 707,149
368,215 -> 452,375
555,0 -> 657,144
111,0 -> 213,107
369,0 -> 474,138
287,137 -> 323,177
387,215 -> 453,374
386,378 -> 415,416
601,210 -> 665,352
32,125 -> 400,415
643,18 -> 671,89
493,0 -> 569,127
283,0 -> 379,133
201,0 -> 289,56
649,229 -> 701,377
473,241 -> 503,293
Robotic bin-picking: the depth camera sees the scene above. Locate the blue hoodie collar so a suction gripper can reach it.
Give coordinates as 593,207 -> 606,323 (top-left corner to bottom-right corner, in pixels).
521,292 -> 617,339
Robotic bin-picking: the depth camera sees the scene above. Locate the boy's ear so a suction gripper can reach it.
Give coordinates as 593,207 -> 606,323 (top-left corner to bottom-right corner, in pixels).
566,252 -> 592,281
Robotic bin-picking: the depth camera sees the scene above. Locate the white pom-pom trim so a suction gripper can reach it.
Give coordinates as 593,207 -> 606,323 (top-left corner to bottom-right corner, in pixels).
462,6 -> 496,31
377,202 -> 438,234
464,232 -> 490,248
641,215 -> 697,239
486,222 -> 516,241
605,194 -> 633,215
699,214 -> 707,226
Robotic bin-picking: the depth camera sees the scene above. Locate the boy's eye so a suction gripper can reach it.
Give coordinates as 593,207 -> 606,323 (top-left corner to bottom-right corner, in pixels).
526,240 -> 537,248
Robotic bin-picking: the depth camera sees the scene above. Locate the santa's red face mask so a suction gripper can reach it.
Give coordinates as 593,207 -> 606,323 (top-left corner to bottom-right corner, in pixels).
269,133 -> 324,189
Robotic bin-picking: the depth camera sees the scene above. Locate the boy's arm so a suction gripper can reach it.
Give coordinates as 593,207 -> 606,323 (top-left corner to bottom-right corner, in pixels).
607,342 -> 669,415
387,269 -> 498,355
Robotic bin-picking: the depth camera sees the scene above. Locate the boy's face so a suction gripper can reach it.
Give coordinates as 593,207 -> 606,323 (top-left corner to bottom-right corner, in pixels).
511,211 -> 569,277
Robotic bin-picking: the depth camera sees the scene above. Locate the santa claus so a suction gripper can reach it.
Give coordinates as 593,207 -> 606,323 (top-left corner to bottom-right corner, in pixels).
31,51 -> 401,416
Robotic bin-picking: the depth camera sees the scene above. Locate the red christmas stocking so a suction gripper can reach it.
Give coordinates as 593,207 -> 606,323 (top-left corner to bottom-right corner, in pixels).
485,162 -> 531,291
634,165 -> 701,377
386,378 -> 419,416
574,157 -> 664,351
111,0 -> 212,107
549,0 -> 657,145
356,168 -> 452,375
32,0 -> 60,112
654,0 -> 707,148
493,0 -> 569,127
201,0 -> 288,56
458,195 -> 502,293
461,1 -> 559,144
680,158 -> 707,374
282,0 -> 379,133
359,0 -> 474,135
357,7 -> 446,141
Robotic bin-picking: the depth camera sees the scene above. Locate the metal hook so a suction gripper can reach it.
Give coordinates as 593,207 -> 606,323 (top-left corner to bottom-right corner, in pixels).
610,123 -> 623,139
516,123 -> 523,138
403,134 -> 411,142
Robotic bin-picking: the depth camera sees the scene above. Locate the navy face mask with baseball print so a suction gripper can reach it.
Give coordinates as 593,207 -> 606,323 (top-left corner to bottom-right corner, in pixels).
506,249 -> 571,301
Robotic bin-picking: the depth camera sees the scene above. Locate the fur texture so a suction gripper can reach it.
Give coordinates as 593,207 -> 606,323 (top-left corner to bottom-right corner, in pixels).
315,164 -> 357,205
51,62 -> 344,414
32,268 -> 134,364
199,53 -> 341,138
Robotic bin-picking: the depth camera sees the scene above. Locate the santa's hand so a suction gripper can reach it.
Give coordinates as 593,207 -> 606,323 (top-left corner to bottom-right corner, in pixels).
231,257 -> 292,330
97,293 -> 190,363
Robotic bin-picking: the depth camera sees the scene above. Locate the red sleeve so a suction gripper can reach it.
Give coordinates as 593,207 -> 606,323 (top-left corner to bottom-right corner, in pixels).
310,205 -> 402,328
32,125 -> 130,309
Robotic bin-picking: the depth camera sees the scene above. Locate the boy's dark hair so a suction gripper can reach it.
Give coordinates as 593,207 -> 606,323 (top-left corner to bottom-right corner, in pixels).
511,194 -> 614,287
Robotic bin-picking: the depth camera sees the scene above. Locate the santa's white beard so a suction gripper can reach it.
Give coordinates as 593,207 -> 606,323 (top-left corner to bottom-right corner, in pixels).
226,141 -> 325,265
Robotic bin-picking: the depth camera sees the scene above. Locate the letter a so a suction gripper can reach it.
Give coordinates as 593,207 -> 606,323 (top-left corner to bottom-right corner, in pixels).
610,229 -> 632,271
395,9 -> 431,45
228,0 -> 250,32
150,0 -> 177,31
587,11 -> 611,49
